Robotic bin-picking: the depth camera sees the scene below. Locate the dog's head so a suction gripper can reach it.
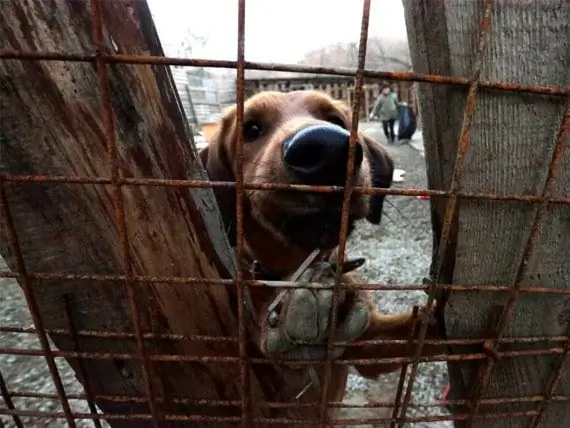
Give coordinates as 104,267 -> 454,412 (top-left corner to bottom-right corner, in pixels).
199,90 -> 394,251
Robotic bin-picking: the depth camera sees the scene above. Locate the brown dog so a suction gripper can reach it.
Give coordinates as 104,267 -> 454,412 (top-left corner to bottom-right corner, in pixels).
199,90 -> 442,418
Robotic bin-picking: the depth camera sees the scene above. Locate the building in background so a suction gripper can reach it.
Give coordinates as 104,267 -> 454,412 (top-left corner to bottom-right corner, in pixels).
186,68 -> 235,123
171,66 -> 198,127
170,66 -> 235,130
166,31 -> 235,132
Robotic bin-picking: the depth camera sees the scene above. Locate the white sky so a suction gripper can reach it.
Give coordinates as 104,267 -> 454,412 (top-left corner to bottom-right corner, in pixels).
147,0 -> 408,63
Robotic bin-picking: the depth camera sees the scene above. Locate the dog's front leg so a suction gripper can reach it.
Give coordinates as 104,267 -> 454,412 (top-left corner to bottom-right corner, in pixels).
342,294 -> 445,379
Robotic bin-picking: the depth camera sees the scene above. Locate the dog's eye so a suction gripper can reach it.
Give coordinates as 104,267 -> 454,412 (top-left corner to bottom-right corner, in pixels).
327,115 -> 347,129
243,120 -> 263,141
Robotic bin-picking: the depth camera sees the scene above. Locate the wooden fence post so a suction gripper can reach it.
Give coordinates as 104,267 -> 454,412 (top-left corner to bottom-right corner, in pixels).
403,1 -> 569,426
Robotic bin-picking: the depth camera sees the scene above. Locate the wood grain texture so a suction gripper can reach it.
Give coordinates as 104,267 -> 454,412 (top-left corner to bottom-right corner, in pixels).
403,1 -> 569,427
0,1 -> 319,426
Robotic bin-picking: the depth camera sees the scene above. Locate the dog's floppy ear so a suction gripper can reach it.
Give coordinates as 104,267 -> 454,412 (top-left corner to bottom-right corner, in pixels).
331,99 -> 394,225
360,134 -> 394,224
199,106 -> 238,246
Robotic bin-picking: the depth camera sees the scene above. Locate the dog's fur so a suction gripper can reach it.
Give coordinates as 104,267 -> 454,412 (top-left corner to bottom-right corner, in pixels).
199,90 -> 442,413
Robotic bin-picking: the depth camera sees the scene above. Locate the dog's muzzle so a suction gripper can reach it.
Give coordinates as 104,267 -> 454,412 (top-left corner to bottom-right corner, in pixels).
282,124 -> 363,186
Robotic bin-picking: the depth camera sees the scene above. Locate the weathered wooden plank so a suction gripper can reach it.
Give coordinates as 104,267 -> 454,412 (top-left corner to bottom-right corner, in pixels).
0,1 -> 297,426
403,1 -> 569,427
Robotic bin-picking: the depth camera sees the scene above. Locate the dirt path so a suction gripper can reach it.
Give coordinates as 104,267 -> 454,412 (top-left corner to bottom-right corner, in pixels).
339,124 -> 450,427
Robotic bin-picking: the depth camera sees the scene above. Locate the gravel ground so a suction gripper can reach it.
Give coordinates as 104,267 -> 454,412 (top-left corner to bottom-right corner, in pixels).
340,125 -> 450,427
0,123 -> 450,427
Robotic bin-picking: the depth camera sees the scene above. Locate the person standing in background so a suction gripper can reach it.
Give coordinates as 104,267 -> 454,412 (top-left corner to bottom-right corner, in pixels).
369,82 -> 399,144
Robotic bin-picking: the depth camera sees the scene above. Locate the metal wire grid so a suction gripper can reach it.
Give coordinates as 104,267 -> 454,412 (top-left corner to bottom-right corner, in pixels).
0,0 -> 569,426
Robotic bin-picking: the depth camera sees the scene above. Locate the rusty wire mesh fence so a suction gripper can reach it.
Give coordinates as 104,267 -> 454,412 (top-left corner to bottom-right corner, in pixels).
0,0 -> 569,427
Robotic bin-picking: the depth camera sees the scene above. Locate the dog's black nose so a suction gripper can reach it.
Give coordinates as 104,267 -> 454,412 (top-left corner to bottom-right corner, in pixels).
282,124 -> 363,185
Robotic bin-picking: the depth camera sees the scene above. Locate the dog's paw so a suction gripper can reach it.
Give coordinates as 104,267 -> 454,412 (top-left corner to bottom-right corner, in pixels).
260,288 -> 371,361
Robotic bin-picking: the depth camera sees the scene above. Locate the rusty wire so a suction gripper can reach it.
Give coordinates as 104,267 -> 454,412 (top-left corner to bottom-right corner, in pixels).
1,0 -> 569,426
61,294 -> 103,428
88,0 -> 163,425
4,270 -> 570,295
0,395 -> 562,425
530,334 -> 570,427
0,369 -> 23,428
0,343 -> 566,366
234,0 -> 251,426
0,405 -> 569,425
2,173 -> 570,205
317,1 -> 372,426
390,306 -> 420,428
0,50 -> 567,98
2,325 -> 569,349
2,390 -> 570,410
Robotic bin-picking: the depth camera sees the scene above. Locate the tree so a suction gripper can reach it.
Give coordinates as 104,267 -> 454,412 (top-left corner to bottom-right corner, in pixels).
366,38 -> 411,71
402,1 -> 569,427
297,37 -> 411,71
